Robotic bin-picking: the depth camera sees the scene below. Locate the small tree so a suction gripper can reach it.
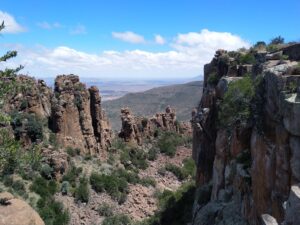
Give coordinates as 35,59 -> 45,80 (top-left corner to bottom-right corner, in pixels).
270,36 -> 284,45
0,22 -> 23,174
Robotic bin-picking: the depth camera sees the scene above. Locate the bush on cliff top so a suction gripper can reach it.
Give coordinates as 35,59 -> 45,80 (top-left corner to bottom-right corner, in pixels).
218,75 -> 255,128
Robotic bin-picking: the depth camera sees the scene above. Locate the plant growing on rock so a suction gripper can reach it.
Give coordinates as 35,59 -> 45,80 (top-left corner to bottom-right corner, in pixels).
97,202 -> 114,217
75,177 -> 90,203
218,75 -> 255,128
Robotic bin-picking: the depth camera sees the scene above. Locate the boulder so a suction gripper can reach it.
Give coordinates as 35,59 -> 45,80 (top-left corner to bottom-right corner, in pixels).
0,192 -> 45,225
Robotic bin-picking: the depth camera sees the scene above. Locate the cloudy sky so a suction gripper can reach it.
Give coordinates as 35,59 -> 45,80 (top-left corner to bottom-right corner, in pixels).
0,0 -> 299,80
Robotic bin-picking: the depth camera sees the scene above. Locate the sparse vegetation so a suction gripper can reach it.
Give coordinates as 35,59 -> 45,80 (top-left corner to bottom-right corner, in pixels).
62,165 -> 82,187
90,172 -> 128,203
207,73 -> 219,86
165,164 -> 186,181
75,177 -> 90,203
270,36 -> 284,45
157,131 -> 184,157
141,182 -> 196,225
97,202 -> 114,217
30,176 -> 70,225
66,146 -> 80,157
238,53 -> 256,64
102,214 -> 132,225
120,147 -> 148,170
218,75 -> 255,128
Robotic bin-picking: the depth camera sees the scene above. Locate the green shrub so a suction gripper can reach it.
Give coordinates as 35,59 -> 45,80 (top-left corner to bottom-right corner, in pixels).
157,132 -> 184,157
66,147 -> 80,157
182,158 -> 196,178
218,76 -> 255,128
266,44 -> 279,52
145,182 -> 196,225
102,214 -> 132,225
270,36 -> 284,45
49,133 -> 58,148
40,164 -> 54,179
157,167 -> 166,176
165,164 -> 186,181
207,73 -> 219,85
110,138 -> 127,151
11,113 -> 44,142
2,175 -> 13,186
147,147 -> 158,161
30,176 -> 69,225
37,197 -> 69,225
97,202 -> 114,217
30,177 -> 57,198
120,148 -> 148,170
12,179 -> 26,196
139,177 -> 156,187
90,172 -> 128,202
114,169 -> 139,184
239,53 -> 256,64
61,181 -> 70,195
75,177 -> 89,203
62,165 -> 82,187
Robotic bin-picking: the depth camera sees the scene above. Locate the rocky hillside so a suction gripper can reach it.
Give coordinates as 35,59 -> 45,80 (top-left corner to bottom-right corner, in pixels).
103,81 -> 203,130
191,43 -> 300,224
6,74 -> 113,157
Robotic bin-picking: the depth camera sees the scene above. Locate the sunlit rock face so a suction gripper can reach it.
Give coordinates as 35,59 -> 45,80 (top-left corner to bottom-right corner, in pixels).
119,106 -> 191,144
4,74 -> 113,157
191,43 -> 300,224
51,75 -> 113,156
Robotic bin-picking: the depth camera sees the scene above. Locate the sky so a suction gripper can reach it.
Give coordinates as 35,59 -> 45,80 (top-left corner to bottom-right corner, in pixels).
0,0 -> 299,80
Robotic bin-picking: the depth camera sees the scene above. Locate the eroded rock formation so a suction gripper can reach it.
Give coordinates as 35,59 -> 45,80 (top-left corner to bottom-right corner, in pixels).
51,75 -> 112,156
6,74 -> 113,157
191,43 -> 300,224
119,106 -> 191,144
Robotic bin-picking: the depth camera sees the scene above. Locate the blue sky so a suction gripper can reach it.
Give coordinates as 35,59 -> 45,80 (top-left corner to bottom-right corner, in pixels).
0,0 -> 299,80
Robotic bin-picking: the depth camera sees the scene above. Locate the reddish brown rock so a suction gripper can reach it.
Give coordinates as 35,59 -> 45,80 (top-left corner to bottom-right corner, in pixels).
192,45 -> 300,225
51,75 -> 113,156
119,106 -> 190,144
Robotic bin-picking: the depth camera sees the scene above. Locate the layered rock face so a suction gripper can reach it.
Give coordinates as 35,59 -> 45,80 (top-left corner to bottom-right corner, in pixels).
6,74 -> 113,156
192,44 -> 300,224
51,75 -> 112,156
119,106 -> 191,144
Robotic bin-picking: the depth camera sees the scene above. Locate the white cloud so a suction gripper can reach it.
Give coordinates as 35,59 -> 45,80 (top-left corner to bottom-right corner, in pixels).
0,11 -> 26,33
70,24 -> 86,35
37,22 -> 63,29
0,29 -> 250,80
154,35 -> 166,45
112,31 -> 146,44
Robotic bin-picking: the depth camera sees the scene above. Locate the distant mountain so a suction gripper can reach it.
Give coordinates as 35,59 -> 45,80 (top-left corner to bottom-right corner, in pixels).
103,81 -> 203,131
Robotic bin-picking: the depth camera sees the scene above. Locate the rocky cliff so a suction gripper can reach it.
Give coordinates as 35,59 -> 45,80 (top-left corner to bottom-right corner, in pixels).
119,106 -> 191,144
191,43 -> 300,225
6,74 -> 113,156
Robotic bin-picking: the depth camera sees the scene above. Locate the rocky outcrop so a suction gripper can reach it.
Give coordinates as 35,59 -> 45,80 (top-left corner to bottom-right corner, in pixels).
119,106 -> 191,144
6,75 -> 52,118
4,74 -> 113,157
192,44 -> 300,224
0,192 -> 45,225
51,75 -> 113,156
119,108 -> 142,144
